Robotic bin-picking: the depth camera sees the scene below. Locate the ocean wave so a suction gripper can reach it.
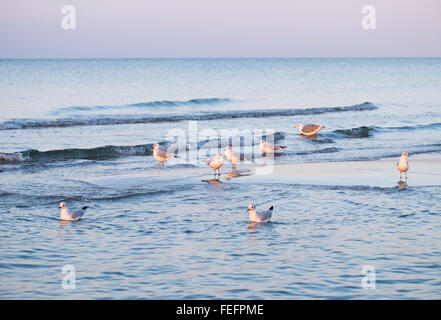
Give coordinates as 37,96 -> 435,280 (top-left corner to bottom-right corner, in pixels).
54,98 -> 232,114
0,152 -> 29,164
331,126 -> 376,138
197,131 -> 286,149
0,144 -> 154,164
330,122 -> 441,139
0,131 -> 285,165
0,102 -> 377,130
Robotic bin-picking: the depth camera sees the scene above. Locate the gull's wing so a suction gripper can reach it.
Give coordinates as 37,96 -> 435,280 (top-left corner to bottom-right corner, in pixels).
302,124 -> 320,133
155,149 -> 168,159
258,210 -> 272,221
226,150 -> 240,163
264,141 -> 275,150
232,151 -> 240,163
69,209 -> 85,220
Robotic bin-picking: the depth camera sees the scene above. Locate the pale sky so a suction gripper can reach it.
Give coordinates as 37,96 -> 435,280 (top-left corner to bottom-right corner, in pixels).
1,0 -> 440,58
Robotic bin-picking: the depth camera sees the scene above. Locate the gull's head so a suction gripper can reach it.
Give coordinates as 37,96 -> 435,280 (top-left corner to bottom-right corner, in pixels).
293,123 -> 302,129
225,146 -> 232,151
260,140 -> 265,145
401,152 -> 410,158
152,143 -> 159,150
247,203 -> 255,211
59,202 -> 66,209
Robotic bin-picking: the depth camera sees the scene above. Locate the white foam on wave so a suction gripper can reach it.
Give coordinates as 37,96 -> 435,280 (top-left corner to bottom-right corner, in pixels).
0,152 -> 29,164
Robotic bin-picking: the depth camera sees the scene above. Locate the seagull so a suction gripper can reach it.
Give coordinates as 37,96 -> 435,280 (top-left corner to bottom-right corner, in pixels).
206,153 -> 224,176
397,152 -> 410,179
224,146 -> 240,169
293,123 -> 325,136
247,203 -> 273,223
152,143 -> 179,166
260,140 -> 286,154
59,202 -> 87,221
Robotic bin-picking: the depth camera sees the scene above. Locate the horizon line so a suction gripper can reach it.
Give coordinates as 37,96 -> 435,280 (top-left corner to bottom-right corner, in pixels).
1,56 -> 441,60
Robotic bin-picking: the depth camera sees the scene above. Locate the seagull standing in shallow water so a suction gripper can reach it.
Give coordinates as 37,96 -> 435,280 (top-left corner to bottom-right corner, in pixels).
59,202 -> 88,221
293,123 -> 325,136
259,140 -> 286,154
224,146 -> 240,169
247,203 -> 273,223
206,153 -> 224,176
152,143 -> 179,167
397,152 -> 410,180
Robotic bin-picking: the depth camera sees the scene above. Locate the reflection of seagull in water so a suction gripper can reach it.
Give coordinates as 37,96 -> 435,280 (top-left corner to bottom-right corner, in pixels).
224,169 -> 252,180
152,143 -> 179,167
201,178 -> 222,184
397,180 -> 408,188
397,152 -> 410,180
59,202 -> 87,221
247,203 -> 273,223
206,153 -> 224,176
224,146 -> 240,169
259,140 -> 286,154
293,123 -> 325,136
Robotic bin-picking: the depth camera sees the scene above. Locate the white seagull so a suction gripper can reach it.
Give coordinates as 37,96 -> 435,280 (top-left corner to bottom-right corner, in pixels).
59,202 -> 88,221
260,140 -> 286,154
397,152 -> 410,179
293,123 -> 325,136
152,143 -> 179,166
224,146 -> 240,169
206,153 -> 224,176
247,203 -> 274,223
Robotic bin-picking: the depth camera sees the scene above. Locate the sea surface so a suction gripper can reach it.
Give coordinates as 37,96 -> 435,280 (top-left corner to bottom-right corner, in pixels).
1,58 -> 441,299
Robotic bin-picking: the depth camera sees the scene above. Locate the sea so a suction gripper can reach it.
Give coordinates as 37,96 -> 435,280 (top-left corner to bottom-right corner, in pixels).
1,58 -> 440,299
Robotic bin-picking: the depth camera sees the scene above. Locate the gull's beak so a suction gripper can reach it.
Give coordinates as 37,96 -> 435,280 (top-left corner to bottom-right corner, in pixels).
247,208 -> 250,211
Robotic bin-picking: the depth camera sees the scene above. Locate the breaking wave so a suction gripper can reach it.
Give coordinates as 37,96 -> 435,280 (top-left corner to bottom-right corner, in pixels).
330,122 -> 441,139
0,132 -> 286,164
0,144 -> 154,164
331,126 -> 376,138
53,98 -> 232,114
0,102 -> 377,130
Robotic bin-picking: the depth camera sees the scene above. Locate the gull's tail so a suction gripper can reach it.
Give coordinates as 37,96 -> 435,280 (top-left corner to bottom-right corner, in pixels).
82,206 -> 88,211
279,146 -> 287,149
269,206 -> 274,211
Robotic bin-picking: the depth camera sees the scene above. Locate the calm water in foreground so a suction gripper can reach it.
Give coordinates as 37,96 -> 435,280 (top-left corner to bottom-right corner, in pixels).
1,59 -> 441,299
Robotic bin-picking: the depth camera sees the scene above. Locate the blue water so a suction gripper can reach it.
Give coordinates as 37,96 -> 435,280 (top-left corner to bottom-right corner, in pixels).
1,58 -> 441,299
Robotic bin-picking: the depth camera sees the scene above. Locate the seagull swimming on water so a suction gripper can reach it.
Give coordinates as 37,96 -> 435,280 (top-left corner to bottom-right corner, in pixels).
152,143 -> 179,167
293,123 -> 325,136
247,203 -> 274,223
206,153 -> 224,176
59,202 -> 88,221
224,146 -> 240,169
259,140 -> 286,154
397,152 -> 410,179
